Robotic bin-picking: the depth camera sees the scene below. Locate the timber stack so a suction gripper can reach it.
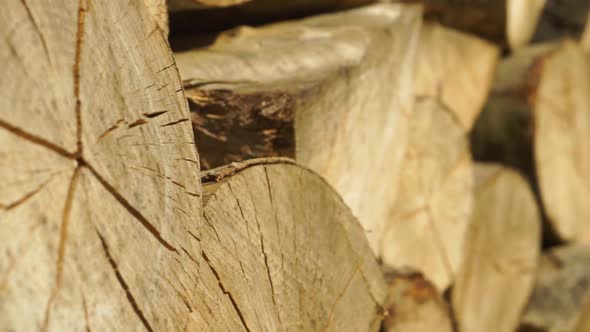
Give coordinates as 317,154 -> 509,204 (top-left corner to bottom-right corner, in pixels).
1,0 -> 589,331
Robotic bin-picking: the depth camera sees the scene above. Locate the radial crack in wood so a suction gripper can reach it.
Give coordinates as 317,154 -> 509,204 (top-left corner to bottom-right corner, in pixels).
381,98 -> 473,291
200,158 -> 387,331
453,163 -> 541,332
177,3 -> 422,256
0,0 -> 233,330
471,40 -> 590,244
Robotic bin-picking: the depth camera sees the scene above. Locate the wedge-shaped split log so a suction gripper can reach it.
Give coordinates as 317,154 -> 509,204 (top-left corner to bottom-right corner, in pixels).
453,163 -> 541,332
396,0 -> 546,49
518,245 -> 590,332
415,22 -> 499,130
381,268 -> 453,332
381,98 -> 473,291
200,158 -> 387,331
176,3 -> 422,256
471,40 -> 590,244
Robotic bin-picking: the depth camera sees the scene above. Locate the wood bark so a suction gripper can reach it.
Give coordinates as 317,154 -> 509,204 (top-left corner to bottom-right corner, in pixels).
452,163 -> 541,332
381,98 -> 473,291
518,245 -> 590,332
0,1 -> 384,331
176,3 -> 422,256
471,40 -> 590,244
395,0 -> 546,49
381,268 -> 453,332
414,22 -> 499,130
200,158 -> 387,331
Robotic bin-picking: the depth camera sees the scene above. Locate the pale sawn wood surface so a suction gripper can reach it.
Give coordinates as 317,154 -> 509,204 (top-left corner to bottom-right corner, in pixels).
381,97 -> 473,291
453,163 -> 541,332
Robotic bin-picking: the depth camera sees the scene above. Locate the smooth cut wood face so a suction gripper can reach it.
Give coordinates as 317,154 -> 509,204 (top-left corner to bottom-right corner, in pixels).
0,1 -> 241,330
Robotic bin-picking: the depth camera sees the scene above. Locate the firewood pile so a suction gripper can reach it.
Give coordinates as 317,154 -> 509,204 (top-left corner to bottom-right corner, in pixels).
1,0 -> 589,331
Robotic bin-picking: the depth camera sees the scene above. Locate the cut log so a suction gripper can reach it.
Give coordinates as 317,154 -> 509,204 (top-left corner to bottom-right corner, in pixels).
518,245 -> 590,332
396,0 -> 546,49
143,0 -> 169,36
381,268 -> 453,332
1,2 -> 384,331
381,98 -> 473,291
452,163 -> 541,332
532,0 -> 590,43
415,22 -> 499,130
0,0 -> 211,330
471,39 -> 590,244
200,158 -> 387,331
176,3 -> 422,255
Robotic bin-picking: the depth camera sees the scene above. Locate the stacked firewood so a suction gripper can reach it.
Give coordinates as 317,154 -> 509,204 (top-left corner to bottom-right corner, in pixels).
1,0 -> 589,331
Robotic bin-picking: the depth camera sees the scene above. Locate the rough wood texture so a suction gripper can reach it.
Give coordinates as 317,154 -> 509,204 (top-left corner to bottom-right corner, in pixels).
518,245 -> 590,332
381,268 -> 453,332
453,163 -> 541,332
415,22 -> 499,130
176,3 -> 422,255
396,0 -> 546,49
201,158 -> 387,331
144,0 -> 169,36
471,40 -> 590,244
1,2 -> 384,331
0,0 -> 212,330
381,98 -> 473,291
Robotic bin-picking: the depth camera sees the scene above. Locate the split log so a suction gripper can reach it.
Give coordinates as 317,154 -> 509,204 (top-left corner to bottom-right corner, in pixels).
452,163 -> 541,332
381,98 -> 473,291
176,3 -> 422,255
415,22 -> 499,130
471,40 -> 590,244
518,245 -> 590,332
381,268 -> 453,332
0,1 -> 384,331
0,0 -> 209,330
532,0 -> 590,43
396,0 -> 546,49
200,158 -> 387,331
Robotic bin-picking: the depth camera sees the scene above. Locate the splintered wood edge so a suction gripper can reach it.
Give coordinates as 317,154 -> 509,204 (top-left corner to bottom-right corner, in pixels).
201,157 -> 297,183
